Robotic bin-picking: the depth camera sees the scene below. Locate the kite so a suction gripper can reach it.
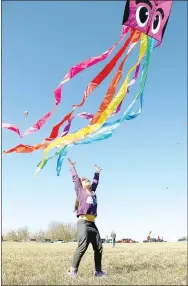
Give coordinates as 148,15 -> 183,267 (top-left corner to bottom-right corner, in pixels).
36,0 -> 172,174
24,111 -> 28,117
3,0 -> 172,177
147,231 -> 152,241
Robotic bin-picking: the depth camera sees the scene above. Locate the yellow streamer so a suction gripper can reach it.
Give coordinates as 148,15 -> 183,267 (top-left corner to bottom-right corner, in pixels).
38,34 -> 147,170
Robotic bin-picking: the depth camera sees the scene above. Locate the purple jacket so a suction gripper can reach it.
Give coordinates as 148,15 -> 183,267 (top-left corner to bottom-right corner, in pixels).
70,165 -> 100,217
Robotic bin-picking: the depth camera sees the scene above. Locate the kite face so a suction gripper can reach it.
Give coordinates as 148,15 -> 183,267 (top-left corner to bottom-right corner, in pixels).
122,0 -> 172,42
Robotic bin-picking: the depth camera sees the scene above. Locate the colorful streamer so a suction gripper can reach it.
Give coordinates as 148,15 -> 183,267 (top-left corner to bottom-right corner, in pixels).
56,147 -> 68,176
75,38 -> 154,140
37,33 -> 148,170
77,62 -> 141,121
89,32 -> 141,125
2,26 -> 129,138
3,28 -> 138,155
38,37 -> 154,176
3,116 -> 74,154
34,53 -> 144,176
38,27 -> 137,141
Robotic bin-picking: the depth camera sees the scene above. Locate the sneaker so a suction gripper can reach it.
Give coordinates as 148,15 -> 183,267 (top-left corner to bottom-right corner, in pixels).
94,270 -> 106,277
65,269 -> 77,277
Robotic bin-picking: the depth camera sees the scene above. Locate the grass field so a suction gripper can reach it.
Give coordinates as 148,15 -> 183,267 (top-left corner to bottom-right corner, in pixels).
2,242 -> 187,285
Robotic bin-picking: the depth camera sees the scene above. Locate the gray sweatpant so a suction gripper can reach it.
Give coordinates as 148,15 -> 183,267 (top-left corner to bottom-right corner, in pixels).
72,220 -> 103,272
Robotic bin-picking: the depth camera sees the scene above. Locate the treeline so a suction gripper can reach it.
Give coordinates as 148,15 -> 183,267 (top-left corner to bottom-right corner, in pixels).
178,236 -> 187,242
2,221 -> 77,242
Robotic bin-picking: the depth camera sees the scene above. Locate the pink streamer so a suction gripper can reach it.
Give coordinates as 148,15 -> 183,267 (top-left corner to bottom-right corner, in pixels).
2,123 -> 22,138
3,26 -> 129,138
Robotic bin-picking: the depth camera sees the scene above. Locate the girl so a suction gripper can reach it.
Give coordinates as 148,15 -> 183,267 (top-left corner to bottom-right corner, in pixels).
66,158 -> 105,277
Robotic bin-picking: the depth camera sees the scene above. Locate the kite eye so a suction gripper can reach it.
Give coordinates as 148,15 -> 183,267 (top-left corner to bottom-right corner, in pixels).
151,14 -> 161,34
136,6 -> 150,28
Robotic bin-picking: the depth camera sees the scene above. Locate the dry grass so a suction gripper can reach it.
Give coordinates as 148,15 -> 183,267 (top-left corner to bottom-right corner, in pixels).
2,241 -> 187,285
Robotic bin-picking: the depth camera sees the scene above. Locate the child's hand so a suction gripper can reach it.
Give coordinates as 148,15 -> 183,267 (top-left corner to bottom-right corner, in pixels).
94,165 -> 102,173
68,158 -> 76,166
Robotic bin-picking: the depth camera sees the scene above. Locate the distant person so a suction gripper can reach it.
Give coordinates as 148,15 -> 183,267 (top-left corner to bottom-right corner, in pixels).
111,231 -> 116,247
66,158 -> 105,278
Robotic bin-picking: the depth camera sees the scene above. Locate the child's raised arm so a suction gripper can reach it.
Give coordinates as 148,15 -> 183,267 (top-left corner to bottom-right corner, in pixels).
68,158 -> 82,194
91,165 -> 102,192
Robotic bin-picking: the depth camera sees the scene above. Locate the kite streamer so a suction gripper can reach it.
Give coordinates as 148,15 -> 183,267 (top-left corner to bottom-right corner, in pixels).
56,147 -> 68,176
55,38 -> 154,175
37,37 -> 154,176
35,132 -> 113,177
38,28 -> 138,141
2,123 -> 22,138
35,58 -> 142,175
2,26 -> 130,138
77,62 -> 141,121
3,29 -> 139,155
3,117 -> 74,154
76,39 -> 154,138
37,33 -> 148,170
2,112 -> 29,138
35,51 -> 145,176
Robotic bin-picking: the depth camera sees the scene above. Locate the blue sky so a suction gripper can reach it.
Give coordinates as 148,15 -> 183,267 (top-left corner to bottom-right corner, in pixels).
2,1 -> 187,241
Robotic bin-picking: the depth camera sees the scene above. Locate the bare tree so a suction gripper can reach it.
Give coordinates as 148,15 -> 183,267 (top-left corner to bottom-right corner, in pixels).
48,221 -> 62,240
32,230 -> 48,241
17,226 -> 29,241
4,221 -> 77,242
65,223 -> 77,241
47,221 -> 77,242
5,230 -> 18,241
178,236 -> 187,242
